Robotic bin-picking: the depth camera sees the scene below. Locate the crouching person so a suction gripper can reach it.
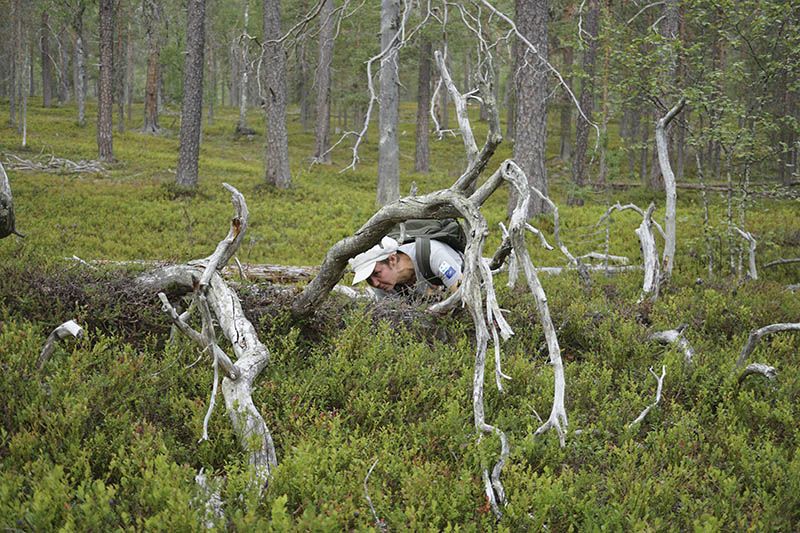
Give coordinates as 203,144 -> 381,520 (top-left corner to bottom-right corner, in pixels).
349,236 -> 462,299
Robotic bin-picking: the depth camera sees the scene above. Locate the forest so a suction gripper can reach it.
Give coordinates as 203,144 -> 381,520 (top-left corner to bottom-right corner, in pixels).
1,0 -> 799,530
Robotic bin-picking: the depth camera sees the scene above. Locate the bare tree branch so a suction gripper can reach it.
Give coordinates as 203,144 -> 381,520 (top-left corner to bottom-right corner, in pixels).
738,363 -> 777,384
37,320 -> 83,372
628,366 -> 666,427
735,323 -> 800,369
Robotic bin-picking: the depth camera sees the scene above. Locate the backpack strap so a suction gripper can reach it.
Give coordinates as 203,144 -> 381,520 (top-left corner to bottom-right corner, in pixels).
415,237 -> 443,286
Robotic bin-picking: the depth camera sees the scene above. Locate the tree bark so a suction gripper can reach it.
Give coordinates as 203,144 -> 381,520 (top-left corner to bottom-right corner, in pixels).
115,0 -> 124,132
41,10 -> 53,108
508,0 -> 549,218
570,0 -> 598,202
414,40 -> 432,173
175,0 -> 206,188
236,0 -> 251,134
376,0 -> 401,206
71,2 -> 87,127
97,0 -> 114,161
125,0 -> 133,125
656,98 -> 685,282
262,0 -> 292,189
312,0 -> 334,164
142,0 -> 162,134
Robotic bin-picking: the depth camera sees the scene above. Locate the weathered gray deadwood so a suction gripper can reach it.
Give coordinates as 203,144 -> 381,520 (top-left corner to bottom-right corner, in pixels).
193,468 -> 224,529
145,183 -> 277,493
37,320 -> 83,372
764,258 -> 800,269
628,366 -> 666,427
650,324 -> 695,366
596,202 -> 662,302
0,161 -> 21,239
735,323 -> 800,369
737,363 -> 777,384
733,226 -> 758,280
656,98 -> 686,283
289,48 -> 569,519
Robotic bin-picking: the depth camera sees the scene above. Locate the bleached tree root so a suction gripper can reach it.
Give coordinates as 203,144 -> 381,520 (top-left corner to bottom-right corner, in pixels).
735,323 -> 800,369
145,184 -> 277,495
650,324 -> 695,366
628,366 -> 666,428
738,363 -> 777,384
37,320 -> 84,372
193,468 -> 224,530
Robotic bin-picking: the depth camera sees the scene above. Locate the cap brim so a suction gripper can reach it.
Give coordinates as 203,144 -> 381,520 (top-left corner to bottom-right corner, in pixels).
352,260 -> 377,285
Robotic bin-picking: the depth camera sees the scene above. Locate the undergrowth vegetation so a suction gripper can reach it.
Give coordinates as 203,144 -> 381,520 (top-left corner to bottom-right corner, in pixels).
1,99 -> 799,530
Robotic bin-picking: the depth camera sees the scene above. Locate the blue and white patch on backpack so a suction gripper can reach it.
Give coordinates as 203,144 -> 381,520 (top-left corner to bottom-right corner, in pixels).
438,261 -> 456,280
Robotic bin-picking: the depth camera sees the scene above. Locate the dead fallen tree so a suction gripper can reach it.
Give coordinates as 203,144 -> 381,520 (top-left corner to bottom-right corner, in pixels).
138,184 -> 277,495
4,151 -> 109,176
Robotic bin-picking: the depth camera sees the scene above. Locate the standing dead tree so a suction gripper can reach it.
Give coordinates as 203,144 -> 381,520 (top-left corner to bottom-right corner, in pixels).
656,98 -> 686,283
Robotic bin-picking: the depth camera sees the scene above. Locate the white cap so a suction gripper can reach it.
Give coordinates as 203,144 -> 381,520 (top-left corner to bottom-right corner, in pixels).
348,236 -> 399,285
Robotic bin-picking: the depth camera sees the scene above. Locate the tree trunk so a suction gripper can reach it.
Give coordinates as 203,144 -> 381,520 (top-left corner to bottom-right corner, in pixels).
41,10 -> 53,108
236,0 -> 250,134
97,0 -> 115,161
647,0 -> 680,191
207,42 -> 216,125
71,2 -> 87,126
414,40 -> 432,173
262,0 -> 292,189
142,0 -> 161,134
558,45 -> 573,161
57,28 -> 71,104
640,109 -> 649,184
115,0 -> 124,132
312,0 -> 334,164
627,105 -> 640,177
570,0 -> 598,202
11,0 -> 19,128
376,0 -> 401,206
125,0 -> 133,125
440,55 -> 450,130
509,0 -> 550,217
175,0 -> 206,188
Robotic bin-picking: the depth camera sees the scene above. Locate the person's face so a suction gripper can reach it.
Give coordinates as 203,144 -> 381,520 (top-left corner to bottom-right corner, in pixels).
366,257 -> 398,291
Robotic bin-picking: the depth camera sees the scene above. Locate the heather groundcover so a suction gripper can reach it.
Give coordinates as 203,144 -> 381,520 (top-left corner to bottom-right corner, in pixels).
1,100 -> 799,531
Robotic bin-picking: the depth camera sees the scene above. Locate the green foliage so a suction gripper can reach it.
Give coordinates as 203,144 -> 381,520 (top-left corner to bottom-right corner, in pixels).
1,97 -> 799,531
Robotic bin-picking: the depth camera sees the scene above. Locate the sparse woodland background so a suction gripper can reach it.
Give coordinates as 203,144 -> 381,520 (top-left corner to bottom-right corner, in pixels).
1,0 -> 799,530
